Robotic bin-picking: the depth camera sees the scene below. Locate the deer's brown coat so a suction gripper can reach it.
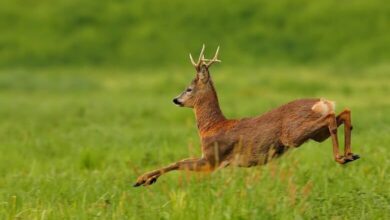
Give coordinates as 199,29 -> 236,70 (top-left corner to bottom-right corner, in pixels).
134,46 -> 359,187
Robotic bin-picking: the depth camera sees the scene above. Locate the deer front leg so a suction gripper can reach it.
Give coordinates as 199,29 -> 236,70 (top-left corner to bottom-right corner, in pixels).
133,158 -> 213,187
336,109 -> 360,162
327,113 -> 346,164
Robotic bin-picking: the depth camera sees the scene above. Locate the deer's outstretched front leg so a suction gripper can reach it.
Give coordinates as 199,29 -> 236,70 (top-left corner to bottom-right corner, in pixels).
133,158 -> 213,187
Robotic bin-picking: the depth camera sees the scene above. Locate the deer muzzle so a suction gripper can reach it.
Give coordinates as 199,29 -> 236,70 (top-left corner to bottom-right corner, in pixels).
173,98 -> 183,106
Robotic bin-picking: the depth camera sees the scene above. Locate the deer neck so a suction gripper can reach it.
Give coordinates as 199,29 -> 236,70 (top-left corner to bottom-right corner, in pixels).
194,86 -> 226,134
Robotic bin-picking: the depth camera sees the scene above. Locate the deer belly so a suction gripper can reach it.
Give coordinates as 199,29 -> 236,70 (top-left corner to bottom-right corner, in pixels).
230,141 -> 289,167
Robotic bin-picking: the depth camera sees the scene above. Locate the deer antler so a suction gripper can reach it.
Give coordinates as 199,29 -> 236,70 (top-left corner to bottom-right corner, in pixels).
189,45 -> 221,70
203,46 -> 221,68
189,44 -> 205,70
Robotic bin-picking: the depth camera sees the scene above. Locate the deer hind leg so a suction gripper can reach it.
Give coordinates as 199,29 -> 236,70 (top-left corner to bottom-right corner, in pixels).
325,113 -> 346,164
288,114 -> 343,164
311,110 -> 354,143
324,111 -> 360,164
288,116 -> 341,164
311,109 -> 359,163
336,109 -> 360,162
133,158 -> 213,187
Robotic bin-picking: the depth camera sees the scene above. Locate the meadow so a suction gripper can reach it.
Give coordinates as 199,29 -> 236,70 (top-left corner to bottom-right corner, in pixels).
0,0 -> 389,219
0,65 -> 389,219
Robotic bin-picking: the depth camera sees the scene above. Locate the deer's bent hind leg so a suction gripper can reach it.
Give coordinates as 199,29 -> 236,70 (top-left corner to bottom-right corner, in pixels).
281,114 -> 347,163
311,109 -> 359,162
336,109 -> 359,162
326,113 -> 346,164
134,158 -> 213,187
311,109 -> 353,143
289,113 -> 342,163
313,111 -> 358,164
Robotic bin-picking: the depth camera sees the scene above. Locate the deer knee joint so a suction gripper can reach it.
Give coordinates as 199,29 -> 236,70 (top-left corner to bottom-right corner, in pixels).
327,114 -> 338,134
329,128 -> 337,134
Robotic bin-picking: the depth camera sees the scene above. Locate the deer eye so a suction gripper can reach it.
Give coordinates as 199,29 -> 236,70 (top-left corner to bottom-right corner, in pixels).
186,88 -> 193,92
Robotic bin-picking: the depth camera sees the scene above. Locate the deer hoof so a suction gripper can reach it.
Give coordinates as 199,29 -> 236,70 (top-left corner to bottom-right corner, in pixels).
145,177 -> 158,185
344,153 -> 360,162
133,174 -> 159,187
133,181 -> 144,187
133,177 -> 145,187
335,156 -> 347,164
335,153 -> 360,165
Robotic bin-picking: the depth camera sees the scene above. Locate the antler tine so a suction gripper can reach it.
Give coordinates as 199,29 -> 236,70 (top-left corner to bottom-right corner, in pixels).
205,46 -> 221,67
189,53 -> 197,66
197,44 -> 205,65
189,44 -> 221,69
214,46 -> 220,59
189,44 -> 206,69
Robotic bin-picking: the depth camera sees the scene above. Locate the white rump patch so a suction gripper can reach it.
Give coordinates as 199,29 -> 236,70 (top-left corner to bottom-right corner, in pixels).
311,98 -> 336,115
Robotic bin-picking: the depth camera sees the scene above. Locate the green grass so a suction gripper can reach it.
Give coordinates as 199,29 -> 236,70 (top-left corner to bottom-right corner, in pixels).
0,65 -> 389,219
1,1 -> 388,218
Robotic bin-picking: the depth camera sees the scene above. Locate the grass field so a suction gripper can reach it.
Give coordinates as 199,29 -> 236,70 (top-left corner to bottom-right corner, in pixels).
0,65 -> 389,219
1,0 -> 389,219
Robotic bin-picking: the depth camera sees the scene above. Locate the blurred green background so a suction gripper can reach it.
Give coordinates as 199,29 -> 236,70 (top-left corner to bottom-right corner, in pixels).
0,0 -> 389,219
0,0 -> 389,67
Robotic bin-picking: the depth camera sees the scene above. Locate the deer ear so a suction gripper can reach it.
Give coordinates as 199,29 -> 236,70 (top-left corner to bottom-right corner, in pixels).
197,65 -> 209,83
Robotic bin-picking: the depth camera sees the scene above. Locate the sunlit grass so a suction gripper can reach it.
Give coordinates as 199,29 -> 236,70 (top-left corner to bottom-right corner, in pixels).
0,65 -> 389,219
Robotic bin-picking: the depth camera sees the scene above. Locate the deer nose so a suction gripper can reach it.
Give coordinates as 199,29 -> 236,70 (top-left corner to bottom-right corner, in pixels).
173,98 -> 181,105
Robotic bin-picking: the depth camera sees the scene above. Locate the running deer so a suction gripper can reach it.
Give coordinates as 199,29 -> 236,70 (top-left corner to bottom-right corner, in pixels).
133,45 -> 359,187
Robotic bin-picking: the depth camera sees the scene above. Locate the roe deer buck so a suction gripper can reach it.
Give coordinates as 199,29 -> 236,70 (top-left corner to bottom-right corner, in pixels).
134,45 -> 359,187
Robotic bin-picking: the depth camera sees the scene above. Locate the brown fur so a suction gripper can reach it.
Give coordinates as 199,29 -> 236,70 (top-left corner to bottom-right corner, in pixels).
134,48 -> 359,187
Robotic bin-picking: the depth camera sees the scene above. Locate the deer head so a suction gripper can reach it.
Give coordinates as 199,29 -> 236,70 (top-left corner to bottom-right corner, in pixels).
173,45 -> 221,108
